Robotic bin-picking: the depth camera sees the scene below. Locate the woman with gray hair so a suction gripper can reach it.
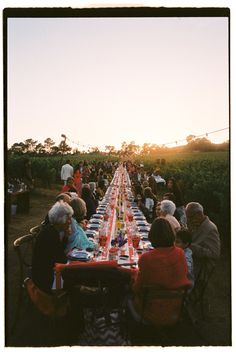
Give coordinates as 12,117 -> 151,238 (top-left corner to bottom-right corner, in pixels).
32,200 -> 74,293
65,197 -> 97,254
159,199 -> 181,234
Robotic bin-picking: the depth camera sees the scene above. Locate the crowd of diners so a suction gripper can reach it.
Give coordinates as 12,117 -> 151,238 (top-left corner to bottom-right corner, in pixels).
31,159 -> 221,327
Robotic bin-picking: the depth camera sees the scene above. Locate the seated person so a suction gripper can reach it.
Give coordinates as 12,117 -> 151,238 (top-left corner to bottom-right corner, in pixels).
154,200 -> 164,219
175,228 -> 194,287
162,192 -> 180,222
65,197 -> 97,254
131,218 -> 191,326
166,177 -> 187,226
44,193 -> 72,225
143,187 -> 157,223
61,177 -> 77,193
136,195 -> 150,221
186,202 -> 221,277
95,181 -> 105,201
152,168 -> 166,189
81,185 -> 97,220
159,200 -> 181,234
32,200 -> 74,293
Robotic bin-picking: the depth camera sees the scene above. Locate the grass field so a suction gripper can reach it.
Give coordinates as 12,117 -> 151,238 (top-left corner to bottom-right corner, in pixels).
133,150 -> 229,163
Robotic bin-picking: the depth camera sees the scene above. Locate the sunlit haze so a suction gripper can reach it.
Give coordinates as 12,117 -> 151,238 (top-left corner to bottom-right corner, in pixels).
7,16 -> 229,151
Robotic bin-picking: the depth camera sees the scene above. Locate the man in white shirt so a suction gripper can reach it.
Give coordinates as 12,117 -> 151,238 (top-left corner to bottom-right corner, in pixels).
61,160 -> 74,185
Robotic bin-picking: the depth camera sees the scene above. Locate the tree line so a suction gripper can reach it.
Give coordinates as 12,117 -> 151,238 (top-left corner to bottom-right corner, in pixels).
8,136 -> 229,157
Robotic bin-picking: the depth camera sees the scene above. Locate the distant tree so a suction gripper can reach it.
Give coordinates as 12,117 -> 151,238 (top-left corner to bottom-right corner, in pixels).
35,143 -> 46,155
149,143 -> 162,155
8,142 -> 26,155
24,139 -> 38,153
89,146 -> 100,154
44,138 -> 55,154
72,148 -> 80,154
58,140 -> 72,154
141,143 -> 151,155
105,145 -> 115,155
186,137 -> 213,152
51,146 -> 60,155
121,141 -> 140,157
186,134 -> 196,143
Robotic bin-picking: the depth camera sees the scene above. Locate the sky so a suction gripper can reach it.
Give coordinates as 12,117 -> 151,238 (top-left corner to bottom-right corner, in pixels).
7,12 -> 229,151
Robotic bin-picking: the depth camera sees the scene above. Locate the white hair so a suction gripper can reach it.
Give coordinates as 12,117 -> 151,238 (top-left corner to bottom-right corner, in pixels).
160,200 -> 176,215
48,200 -> 74,225
186,202 -> 204,215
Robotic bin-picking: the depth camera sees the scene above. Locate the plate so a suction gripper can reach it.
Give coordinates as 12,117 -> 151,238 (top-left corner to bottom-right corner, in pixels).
89,218 -> 103,224
135,220 -> 148,226
85,229 -> 98,238
137,226 -> 150,233
87,223 -> 100,230
67,249 -> 92,261
133,215 -> 146,220
96,210 -> 105,214
92,214 -> 104,219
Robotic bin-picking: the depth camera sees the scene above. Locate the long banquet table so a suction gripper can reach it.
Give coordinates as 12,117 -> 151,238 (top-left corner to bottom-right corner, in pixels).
54,164 -> 152,289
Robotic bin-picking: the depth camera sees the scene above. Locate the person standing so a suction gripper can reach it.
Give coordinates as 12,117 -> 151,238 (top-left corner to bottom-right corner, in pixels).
22,158 -> 34,190
166,177 -> 187,226
73,164 -> 83,196
19,158 -> 34,213
61,160 -> 74,185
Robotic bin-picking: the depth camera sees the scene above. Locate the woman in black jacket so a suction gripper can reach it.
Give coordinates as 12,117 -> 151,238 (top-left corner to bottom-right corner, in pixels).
81,185 -> 97,220
32,200 -> 73,293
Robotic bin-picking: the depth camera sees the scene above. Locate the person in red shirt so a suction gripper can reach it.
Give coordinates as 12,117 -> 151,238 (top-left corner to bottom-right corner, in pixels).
132,218 -> 191,326
73,165 -> 82,196
61,177 -> 77,193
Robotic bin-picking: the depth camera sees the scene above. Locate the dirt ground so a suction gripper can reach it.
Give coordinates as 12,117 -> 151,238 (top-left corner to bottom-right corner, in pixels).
5,187 -> 232,347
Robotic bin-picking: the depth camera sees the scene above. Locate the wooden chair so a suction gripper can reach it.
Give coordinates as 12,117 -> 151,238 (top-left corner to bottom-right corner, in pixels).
12,225 -> 46,332
12,233 -> 35,332
62,265 -> 131,311
61,265 -> 131,344
126,285 -> 188,345
29,224 -> 42,237
127,285 -> 187,326
186,259 -> 216,321
12,231 -> 71,345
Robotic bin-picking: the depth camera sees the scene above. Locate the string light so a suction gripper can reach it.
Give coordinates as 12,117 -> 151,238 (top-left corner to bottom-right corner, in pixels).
62,126 -> 229,150
159,127 -> 229,147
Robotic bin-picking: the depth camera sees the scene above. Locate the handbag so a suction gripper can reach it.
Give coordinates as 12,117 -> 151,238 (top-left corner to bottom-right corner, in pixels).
24,278 -> 69,318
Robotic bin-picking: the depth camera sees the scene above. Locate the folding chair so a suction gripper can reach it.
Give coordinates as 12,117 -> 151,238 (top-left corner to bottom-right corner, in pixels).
61,265 -> 131,345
